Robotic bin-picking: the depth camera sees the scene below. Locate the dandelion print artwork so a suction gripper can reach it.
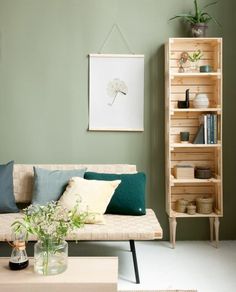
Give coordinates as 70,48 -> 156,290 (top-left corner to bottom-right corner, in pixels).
89,54 -> 144,131
107,78 -> 128,106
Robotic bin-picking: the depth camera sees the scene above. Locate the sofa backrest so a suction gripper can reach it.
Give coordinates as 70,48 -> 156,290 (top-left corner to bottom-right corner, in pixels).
13,164 -> 137,203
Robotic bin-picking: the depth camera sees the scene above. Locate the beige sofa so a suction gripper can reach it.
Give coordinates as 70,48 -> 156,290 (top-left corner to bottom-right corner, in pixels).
0,164 -> 163,283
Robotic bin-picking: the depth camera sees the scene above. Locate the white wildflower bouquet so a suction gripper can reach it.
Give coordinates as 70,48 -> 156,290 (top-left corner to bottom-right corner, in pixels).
12,201 -> 87,275
12,201 -> 87,243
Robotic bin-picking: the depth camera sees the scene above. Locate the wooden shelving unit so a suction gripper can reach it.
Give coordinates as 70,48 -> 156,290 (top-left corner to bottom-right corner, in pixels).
165,38 -> 223,248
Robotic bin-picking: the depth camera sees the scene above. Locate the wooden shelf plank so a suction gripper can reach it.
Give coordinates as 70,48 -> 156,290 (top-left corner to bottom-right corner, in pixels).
170,37 -> 222,42
170,72 -> 221,77
171,178 -> 221,184
172,108 -> 221,112
170,210 -> 223,218
171,143 -> 222,148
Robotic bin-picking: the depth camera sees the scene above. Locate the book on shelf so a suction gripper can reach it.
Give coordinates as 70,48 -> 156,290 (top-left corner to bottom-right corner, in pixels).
193,114 -> 218,144
193,124 -> 204,144
213,114 -> 218,144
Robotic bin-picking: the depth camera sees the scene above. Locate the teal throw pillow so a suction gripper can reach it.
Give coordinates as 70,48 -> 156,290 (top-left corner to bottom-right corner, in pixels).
32,167 -> 87,205
0,161 -> 19,213
84,172 -> 146,215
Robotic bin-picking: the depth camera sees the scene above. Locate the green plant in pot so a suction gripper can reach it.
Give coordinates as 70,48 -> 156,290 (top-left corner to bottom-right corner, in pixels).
188,49 -> 203,71
169,0 -> 221,37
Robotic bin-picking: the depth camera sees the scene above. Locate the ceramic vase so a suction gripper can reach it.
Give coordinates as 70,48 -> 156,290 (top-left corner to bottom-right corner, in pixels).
191,23 -> 208,37
193,93 -> 209,108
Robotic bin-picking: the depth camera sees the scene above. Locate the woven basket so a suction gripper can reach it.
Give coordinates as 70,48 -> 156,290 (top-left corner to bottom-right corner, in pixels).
176,199 -> 188,213
196,197 -> 214,214
187,204 -> 196,215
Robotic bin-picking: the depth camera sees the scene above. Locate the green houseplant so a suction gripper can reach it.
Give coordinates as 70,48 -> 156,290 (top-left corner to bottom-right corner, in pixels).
188,49 -> 203,71
169,0 -> 221,37
12,201 -> 87,275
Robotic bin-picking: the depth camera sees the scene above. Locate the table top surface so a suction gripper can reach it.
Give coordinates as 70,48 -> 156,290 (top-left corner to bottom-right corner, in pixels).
0,257 -> 118,284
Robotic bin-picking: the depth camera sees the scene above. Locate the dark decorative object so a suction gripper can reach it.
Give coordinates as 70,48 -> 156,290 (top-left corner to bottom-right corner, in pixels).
195,167 -> 212,179
193,124 -> 204,144
178,89 -> 190,108
180,131 -> 190,142
200,65 -> 213,72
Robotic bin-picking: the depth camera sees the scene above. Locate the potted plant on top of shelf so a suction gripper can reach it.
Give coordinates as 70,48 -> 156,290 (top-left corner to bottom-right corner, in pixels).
169,0 -> 221,37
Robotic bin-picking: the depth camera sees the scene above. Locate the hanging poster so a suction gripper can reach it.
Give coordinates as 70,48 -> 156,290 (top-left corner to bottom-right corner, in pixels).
89,54 -> 144,131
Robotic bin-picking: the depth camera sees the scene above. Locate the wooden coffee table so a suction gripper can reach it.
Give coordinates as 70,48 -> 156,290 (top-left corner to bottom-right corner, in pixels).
0,257 -> 118,292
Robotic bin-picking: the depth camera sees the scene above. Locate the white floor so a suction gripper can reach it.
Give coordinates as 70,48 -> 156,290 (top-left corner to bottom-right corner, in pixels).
69,240 -> 236,292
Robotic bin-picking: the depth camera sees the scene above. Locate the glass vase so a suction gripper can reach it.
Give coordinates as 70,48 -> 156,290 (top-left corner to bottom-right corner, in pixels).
189,60 -> 199,72
34,239 -> 68,275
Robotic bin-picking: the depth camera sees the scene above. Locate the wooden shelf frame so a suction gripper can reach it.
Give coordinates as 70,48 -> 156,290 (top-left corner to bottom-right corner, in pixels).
170,72 -> 221,78
171,143 -> 222,148
170,210 -> 223,218
172,108 -> 221,113
171,178 -> 221,184
165,38 -> 223,248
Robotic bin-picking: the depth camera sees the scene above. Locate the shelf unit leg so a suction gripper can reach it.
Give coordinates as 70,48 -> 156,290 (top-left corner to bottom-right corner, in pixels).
169,217 -> 177,248
214,217 -> 220,248
169,217 -> 173,245
209,217 -> 214,242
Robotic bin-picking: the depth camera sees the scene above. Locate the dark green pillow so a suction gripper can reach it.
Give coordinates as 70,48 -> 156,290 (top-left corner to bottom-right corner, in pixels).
0,161 -> 19,213
84,172 -> 146,215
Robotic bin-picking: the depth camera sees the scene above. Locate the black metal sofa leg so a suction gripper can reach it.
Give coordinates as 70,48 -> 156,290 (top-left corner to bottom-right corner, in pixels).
129,240 -> 140,284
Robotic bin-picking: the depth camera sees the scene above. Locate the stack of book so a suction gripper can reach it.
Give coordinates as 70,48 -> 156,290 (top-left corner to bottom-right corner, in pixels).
193,114 -> 218,144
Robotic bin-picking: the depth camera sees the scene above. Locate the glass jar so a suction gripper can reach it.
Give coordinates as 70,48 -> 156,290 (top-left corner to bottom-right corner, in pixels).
189,60 -> 199,72
34,239 -> 68,275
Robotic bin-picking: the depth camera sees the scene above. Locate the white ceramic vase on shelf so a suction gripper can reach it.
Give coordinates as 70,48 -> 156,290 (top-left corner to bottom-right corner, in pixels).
193,93 -> 209,108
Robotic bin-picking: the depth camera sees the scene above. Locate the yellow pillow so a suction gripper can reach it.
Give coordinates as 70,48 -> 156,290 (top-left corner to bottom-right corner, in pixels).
59,177 -> 121,224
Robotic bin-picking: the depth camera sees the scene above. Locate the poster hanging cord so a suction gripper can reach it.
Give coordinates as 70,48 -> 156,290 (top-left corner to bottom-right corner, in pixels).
98,23 -> 134,54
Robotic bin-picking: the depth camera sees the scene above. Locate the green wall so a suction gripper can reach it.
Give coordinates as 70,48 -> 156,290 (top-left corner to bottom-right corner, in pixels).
0,0 -> 235,240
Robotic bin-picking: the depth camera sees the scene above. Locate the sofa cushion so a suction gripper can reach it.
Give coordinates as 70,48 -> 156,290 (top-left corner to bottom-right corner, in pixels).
84,172 -> 146,215
0,161 -> 19,213
59,177 -> 121,223
0,209 -> 162,241
32,167 -> 86,205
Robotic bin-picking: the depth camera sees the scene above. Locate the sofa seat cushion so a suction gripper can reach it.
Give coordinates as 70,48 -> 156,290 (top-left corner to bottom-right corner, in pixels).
0,209 -> 162,241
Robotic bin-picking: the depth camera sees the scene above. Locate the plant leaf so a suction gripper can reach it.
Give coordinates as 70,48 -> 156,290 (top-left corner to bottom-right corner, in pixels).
194,0 -> 200,21
201,12 -> 222,27
202,1 -> 218,10
169,13 -> 193,21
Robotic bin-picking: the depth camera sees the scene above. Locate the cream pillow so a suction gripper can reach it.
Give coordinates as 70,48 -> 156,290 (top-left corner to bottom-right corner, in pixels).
59,177 -> 121,224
